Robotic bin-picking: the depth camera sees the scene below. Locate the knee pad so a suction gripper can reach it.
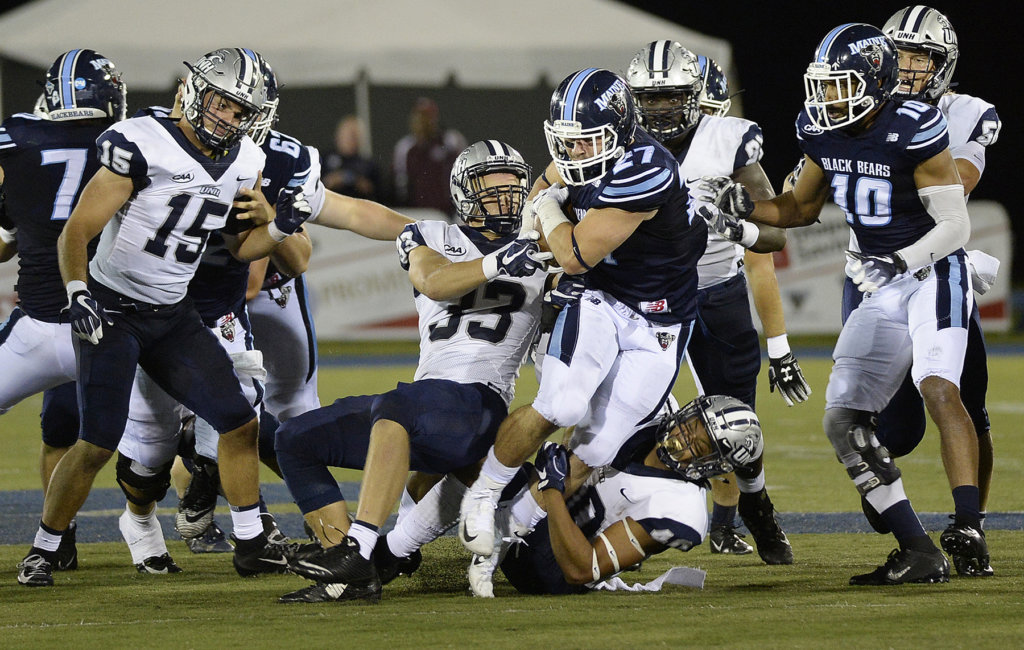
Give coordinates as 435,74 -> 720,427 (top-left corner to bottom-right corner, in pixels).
115,453 -> 172,506
823,408 -> 900,496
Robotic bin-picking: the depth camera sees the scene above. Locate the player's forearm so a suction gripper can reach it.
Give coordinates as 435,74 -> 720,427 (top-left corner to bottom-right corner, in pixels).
543,223 -> 591,275
751,192 -> 819,228
317,191 -> 413,240
896,184 -> 971,269
57,227 -> 93,284
269,230 -> 311,278
744,250 -> 787,338
411,258 -> 488,302
541,490 -> 599,585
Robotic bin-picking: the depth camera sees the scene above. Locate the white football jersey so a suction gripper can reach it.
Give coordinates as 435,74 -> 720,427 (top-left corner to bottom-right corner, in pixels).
398,220 -> 545,406
90,116 -> 266,304
677,116 -> 764,289
568,466 -> 707,551
937,93 -> 1000,182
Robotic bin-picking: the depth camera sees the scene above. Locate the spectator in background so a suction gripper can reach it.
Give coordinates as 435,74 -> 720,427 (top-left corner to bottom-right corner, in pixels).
392,98 -> 466,217
322,115 -> 381,201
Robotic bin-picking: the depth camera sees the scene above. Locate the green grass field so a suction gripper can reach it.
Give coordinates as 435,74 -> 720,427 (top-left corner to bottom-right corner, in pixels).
1,352 -> 1022,647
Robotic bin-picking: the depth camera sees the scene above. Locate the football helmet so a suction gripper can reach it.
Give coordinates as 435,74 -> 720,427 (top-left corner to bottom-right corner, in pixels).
697,55 -> 731,116
544,68 -> 636,186
656,395 -> 763,482
883,6 -> 959,103
181,48 -> 267,153
625,40 -> 704,142
246,49 -> 279,146
42,49 -> 126,122
450,140 -> 531,235
803,23 -> 899,130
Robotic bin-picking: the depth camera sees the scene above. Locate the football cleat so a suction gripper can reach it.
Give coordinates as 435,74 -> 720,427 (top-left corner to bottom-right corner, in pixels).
708,523 -> 754,555
459,487 -> 497,556
278,580 -> 381,604
175,467 -> 219,539
232,535 -> 293,577
186,521 -> 234,554
738,491 -> 793,565
467,553 -> 498,598
53,521 -> 78,571
849,548 -> 950,586
373,536 -> 422,586
17,552 -> 54,587
262,513 -> 289,546
940,519 -> 994,577
135,553 -> 183,575
288,537 -> 378,586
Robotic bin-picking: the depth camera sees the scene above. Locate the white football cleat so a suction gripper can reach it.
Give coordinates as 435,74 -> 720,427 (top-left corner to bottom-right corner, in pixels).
459,487 -> 497,556
467,553 -> 497,598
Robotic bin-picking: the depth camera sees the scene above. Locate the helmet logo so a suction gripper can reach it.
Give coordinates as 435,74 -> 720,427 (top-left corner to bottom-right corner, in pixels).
74,78 -> 87,90
595,79 -> 627,116
861,43 -> 884,73
846,35 -> 888,55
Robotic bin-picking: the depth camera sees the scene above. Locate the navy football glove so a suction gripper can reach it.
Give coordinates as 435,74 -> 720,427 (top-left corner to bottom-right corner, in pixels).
846,250 -> 907,293
540,274 -> 585,333
269,186 -> 313,240
697,175 -> 754,219
482,230 -> 552,279
65,288 -> 113,345
535,441 -> 569,493
768,352 -> 811,407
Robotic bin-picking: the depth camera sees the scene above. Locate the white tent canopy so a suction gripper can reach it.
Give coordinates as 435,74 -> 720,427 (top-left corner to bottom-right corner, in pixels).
0,0 -> 732,90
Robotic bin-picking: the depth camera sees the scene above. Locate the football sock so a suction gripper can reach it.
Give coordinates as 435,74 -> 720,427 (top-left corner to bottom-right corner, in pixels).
388,475 -> 467,558
230,502 -> 263,541
951,484 -> 982,529
509,488 -> 545,530
878,500 -> 932,550
479,448 -> 519,492
736,468 -> 766,494
33,521 -> 64,555
711,503 -> 738,528
119,506 -> 168,564
395,487 -> 417,526
348,520 -> 379,560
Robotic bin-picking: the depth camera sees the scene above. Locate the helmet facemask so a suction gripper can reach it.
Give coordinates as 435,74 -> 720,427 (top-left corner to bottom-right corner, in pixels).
626,41 -> 704,141
544,120 -> 622,186
181,50 -> 266,155
804,64 -> 877,130
450,141 -> 532,235
893,46 -> 949,102
656,395 -> 763,482
634,89 -> 702,142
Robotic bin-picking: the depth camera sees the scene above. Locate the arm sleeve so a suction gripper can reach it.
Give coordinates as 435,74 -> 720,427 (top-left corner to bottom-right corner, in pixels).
896,184 -> 970,270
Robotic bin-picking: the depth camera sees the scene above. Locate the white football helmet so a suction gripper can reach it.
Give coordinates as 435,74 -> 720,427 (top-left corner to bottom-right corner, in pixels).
181,48 -> 267,153
450,140 -> 531,235
656,395 -> 763,482
883,5 -> 959,102
625,40 -> 704,142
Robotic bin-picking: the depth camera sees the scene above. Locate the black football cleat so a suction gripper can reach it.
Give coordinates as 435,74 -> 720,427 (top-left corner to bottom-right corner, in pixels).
135,553 -> 183,574
849,548 -> 950,586
278,579 -> 381,604
176,467 -> 219,540
288,536 -> 379,587
186,521 -> 234,554
374,536 -> 422,585
738,491 -> 793,565
940,519 -> 994,577
17,552 -> 54,587
708,523 -> 754,555
232,535 -> 293,577
53,521 -> 79,571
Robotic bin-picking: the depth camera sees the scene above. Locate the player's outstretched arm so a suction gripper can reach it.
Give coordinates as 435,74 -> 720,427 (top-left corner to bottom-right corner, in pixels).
731,162 -> 787,252
313,190 -> 413,241
57,168 -> 133,284
268,229 -> 312,278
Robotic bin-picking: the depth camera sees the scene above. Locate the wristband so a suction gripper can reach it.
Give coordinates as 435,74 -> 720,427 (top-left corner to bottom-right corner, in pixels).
766,334 -> 790,358
66,279 -> 89,299
481,252 -> 499,280
267,221 -> 289,242
536,199 -> 571,240
739,221 -> 760,248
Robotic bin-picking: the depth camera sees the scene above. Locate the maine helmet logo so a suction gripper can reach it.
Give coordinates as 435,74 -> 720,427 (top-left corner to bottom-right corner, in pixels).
860,43 -> 884,73
595,78 -> 628,116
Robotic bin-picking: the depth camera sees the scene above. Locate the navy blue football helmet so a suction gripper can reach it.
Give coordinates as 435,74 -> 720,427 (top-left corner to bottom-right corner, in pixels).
182,48 -> 267,153
544,68 -> 636,186
42,49 -> 126,122
697,55 -> 731,116
656,395 -> 763,482
804,23 -> 899,130
246,49 -> 279,146
450,140 -> 531,235
626,41 -> 704,142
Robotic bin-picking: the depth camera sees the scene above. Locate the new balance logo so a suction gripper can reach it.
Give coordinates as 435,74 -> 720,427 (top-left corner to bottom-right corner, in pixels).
886,133 -> 900,142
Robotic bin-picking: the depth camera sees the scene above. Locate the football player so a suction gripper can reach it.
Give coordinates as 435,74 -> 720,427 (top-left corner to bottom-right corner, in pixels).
467,395 -> 763,596
1,49 -> 127,575
458,69 -> 708,559
17,48 -> 310,587
697,55 -> 733,117
696,23 -> 977,585
626,40 -> 808,565
275,140 -> 551,603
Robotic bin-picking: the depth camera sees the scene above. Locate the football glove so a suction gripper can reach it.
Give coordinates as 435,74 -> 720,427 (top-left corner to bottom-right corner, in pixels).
768,353 -> 811,407
482,230 -> 552,280
540,274 -> 585,333
696,175 -> 754,219
269,186 -> 313,241
64,287 -> 113,345
695,204 -> 758,247
846,250 -> 907,293
535,441 -> 569,493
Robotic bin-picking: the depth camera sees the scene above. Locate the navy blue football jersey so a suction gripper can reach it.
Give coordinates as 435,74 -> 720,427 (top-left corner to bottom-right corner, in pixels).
566,128 -> 706,325
796,100 -> 950,255
0,113 -> 107,321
